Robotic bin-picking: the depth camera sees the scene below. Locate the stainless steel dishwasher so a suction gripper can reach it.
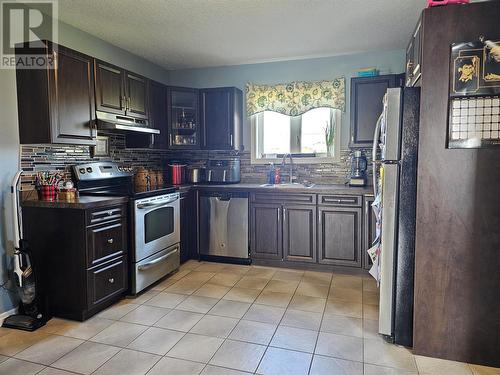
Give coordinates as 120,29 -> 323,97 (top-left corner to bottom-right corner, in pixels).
199,191 -> 250,264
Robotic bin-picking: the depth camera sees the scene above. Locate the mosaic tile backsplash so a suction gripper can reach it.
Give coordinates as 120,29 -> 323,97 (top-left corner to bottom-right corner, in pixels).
20,132 -> 372,190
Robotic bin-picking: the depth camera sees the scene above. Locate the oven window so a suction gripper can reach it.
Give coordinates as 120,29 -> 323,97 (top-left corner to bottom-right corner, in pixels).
144,207 -> 174,243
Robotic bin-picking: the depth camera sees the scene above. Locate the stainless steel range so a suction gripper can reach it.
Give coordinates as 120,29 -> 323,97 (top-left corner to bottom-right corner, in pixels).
73,162 -> 180,294
131,193 -> 180,293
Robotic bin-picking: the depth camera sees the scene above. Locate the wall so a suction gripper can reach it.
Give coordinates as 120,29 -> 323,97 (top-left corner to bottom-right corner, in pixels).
169,49 -> 406,149
0,20 -> 169,315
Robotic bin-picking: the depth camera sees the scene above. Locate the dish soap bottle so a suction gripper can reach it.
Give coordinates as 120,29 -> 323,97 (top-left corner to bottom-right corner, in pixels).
267,163 -> 275,185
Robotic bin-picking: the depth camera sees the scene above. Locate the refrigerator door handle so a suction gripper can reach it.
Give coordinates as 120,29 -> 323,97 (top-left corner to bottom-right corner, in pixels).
372,113 -> 383,196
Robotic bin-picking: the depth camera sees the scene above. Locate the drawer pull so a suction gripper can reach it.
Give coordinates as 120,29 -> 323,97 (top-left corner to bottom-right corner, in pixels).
108,278 -> 115,284
108,211 -> 113,216
107,238 -> 114,244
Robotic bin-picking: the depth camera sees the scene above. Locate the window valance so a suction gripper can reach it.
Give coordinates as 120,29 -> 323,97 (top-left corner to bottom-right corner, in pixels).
245,77 -> 345,117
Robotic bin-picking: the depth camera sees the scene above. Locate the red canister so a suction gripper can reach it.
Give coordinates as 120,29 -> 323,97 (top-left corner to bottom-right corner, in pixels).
168,164 -> 186,185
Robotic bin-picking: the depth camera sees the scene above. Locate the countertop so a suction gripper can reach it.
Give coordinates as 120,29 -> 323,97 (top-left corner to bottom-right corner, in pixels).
21,192 -> 128,209
177,182 -> 374,195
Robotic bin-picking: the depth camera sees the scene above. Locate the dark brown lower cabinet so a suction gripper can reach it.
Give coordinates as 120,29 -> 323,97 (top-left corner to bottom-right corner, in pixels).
87,257 -> 127,310
363,195 -> 376,270
317,206 -> 362,267
22,201 -> 128,321
283,204 -> 316,263
250,203 -> 283,260
250,192 -> 363,268
180,190 -> 197,263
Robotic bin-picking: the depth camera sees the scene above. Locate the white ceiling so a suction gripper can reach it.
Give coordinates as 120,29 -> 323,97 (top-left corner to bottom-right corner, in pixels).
57,0 -> 428,70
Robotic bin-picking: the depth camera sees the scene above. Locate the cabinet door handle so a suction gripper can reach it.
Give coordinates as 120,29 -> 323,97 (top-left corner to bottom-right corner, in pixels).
120,96 -> 125,110
108,278 -> 115,284
277,208 -> 280,223
127,97 -> 131,111
107,238 -> 114,244
230,134 -> 233,147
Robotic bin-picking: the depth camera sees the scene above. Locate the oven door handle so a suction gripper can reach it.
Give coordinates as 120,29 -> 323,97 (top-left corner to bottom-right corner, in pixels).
138,248 -> 178,271
137,197 -> 178,209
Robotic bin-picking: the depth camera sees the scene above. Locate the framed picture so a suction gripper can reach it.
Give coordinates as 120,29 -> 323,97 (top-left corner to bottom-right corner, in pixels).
95,136 -> 110,156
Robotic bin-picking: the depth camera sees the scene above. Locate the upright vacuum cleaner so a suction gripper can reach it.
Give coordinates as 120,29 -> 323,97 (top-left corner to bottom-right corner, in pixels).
2,171 -> 46,331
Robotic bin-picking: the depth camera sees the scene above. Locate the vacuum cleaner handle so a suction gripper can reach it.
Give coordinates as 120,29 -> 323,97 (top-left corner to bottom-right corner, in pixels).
11,170 -> 23,250
11,171 -> 24,287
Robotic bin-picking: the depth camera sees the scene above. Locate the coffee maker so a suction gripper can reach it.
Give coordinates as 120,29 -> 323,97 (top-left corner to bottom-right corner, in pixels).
349,150 -> 368,186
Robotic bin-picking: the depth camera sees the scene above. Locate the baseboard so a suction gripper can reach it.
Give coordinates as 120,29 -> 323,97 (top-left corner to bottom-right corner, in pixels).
0,307 -> 18,325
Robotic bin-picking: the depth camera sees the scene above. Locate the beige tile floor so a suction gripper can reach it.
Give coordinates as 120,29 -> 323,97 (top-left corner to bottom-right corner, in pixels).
0,260 -> 499,375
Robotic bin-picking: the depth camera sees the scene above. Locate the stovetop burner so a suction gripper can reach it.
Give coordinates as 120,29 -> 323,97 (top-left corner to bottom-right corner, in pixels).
72,161 -> 177,199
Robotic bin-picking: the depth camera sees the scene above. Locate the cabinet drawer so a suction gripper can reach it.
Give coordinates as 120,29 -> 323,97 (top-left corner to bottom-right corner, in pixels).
87,220 -> 126,267
87,205 -> 125,225
87,257 -> 127,309
318,194 -> 362,207
251,193 -> 316,205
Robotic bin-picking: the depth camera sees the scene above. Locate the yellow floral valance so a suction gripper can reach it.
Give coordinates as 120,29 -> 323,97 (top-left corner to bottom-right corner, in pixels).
246,78 -> 345,117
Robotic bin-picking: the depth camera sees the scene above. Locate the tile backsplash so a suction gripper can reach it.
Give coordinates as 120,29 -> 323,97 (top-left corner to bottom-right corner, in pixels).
20,132 -> 371,190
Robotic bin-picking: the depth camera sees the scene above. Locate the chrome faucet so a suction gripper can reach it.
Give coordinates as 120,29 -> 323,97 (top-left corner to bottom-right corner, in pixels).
281,153 -> 294,184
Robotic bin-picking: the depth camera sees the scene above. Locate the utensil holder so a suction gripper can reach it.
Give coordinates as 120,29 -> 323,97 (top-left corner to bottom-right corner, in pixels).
37,185 -> 58,201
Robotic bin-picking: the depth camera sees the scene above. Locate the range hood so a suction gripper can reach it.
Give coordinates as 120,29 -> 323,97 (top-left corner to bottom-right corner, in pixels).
96,111 -> 159,134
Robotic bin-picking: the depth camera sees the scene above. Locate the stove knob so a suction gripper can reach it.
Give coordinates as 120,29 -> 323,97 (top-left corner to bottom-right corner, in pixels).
79,168 -> 86,174
86,167 -> 93,173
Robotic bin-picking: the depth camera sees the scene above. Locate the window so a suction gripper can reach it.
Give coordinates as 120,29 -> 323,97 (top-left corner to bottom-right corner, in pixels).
252,107 -> 341,163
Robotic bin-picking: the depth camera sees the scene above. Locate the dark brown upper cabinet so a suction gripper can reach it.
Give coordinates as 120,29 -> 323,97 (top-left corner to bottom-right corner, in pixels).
94,60 -> 125,115
149,81 -> 168,149
200,87 -> 243,150
167,86 -> 200,149
124,71 -> 149,119
349,74 -> 403,148
16,42 -> 97,145
94,60 -> 149,120
405,17 -> 422,88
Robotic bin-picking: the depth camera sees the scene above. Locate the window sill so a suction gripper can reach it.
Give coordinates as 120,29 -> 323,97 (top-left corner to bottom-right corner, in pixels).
250,156 -> 341,165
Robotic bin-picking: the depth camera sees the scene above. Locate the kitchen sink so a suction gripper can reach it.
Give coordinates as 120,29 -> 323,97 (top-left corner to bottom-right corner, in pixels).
260,182 -> 316,189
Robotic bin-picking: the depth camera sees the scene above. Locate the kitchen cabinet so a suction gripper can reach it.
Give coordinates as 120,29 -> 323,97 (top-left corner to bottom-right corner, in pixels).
94,60 -> 125,115
318,206 -> 362,267
250,203 -> 283,260
250,193 -> 316,263
149,81 -> 168,149
405,17 -> 422,87
200,87 -> 243,150
282,204 -> 317,263
124,71 -> 149,119
95,60 -> 149,120
16,42 -> 97,145
167,87 -> 200,149
349,74 -> 403,148
180,190 -> 197,263
363,195 -> 376,270
21,201 -> 128,321
413,3 -> 500,366
250,192 -> 362,267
